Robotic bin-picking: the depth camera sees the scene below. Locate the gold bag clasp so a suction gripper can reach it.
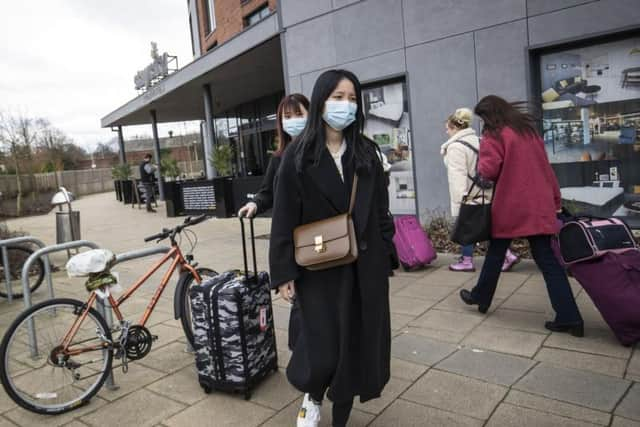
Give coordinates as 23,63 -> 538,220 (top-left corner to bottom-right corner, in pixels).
314,235 -> 326,253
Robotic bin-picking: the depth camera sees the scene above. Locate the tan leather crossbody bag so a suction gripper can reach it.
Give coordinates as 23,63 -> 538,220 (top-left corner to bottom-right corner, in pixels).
293,176 -> 358,271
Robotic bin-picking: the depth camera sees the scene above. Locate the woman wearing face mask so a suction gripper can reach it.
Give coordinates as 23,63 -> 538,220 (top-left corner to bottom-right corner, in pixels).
442,108 -> 520,272
238,93 -> 310,218
269,70 -> 394,427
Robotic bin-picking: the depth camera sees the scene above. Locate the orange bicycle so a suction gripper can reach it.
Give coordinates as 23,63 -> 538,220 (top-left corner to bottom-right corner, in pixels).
0,214 -> 217,414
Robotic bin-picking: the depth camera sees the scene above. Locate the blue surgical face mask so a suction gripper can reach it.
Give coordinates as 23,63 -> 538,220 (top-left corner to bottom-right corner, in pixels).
282,117 -> 307,137
323,100 -> 357,131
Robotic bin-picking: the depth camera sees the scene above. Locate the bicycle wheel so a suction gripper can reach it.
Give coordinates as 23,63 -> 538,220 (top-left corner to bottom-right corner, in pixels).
0,298 -> 113,414
178,267 -> 217,347
0,246 -> 45,299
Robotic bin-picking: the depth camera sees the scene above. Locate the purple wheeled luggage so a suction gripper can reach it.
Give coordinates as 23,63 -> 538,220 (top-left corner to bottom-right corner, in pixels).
392,215 -> 436,270
568,249 -> 640,346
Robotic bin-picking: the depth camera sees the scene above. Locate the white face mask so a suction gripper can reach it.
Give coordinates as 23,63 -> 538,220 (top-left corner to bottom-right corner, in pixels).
282,117 -> 307,137
323,100 -> 357,131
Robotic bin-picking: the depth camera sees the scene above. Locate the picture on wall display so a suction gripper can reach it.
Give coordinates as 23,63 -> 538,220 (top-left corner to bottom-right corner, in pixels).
539,36 -> 640,227
362,80 -> 415,215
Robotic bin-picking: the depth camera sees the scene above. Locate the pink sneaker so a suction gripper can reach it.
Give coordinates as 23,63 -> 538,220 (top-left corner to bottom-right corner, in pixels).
502,250 -> 520,272
449,256 -> 475,272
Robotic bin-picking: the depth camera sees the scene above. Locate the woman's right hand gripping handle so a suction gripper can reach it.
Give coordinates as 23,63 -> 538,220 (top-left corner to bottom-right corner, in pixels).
238,202 -> 258,218
279,280 -> 296,303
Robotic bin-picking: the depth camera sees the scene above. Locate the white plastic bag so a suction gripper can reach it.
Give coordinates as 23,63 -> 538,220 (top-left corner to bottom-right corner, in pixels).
66,249 -> 115,277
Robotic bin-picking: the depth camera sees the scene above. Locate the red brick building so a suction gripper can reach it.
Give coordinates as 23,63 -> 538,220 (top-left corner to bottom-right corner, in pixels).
196,0 -> 278,54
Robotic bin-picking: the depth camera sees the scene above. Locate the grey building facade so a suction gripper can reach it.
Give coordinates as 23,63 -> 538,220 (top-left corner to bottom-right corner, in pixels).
278,0 -> 640,223
103,0 -> 640,224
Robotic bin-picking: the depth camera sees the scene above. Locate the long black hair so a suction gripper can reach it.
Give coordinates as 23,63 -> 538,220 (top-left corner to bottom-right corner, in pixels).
474,95 -> 539,138
294,69 -> 378,174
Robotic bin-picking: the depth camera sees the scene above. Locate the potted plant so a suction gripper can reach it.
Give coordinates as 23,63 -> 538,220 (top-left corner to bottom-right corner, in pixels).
111,163 -> 134,204
160,157 -> 181,182
210,144 -> 235,218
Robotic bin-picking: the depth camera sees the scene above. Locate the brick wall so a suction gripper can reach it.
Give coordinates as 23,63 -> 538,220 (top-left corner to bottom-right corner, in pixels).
198,0 -> 277,53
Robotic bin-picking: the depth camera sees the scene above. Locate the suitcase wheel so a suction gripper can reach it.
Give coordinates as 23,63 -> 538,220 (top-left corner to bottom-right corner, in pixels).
244,391 -> 252,400
201,384 -> 212,394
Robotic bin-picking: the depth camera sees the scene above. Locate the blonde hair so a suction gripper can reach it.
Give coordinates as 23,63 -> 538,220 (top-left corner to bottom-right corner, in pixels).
447,108 -> 473,129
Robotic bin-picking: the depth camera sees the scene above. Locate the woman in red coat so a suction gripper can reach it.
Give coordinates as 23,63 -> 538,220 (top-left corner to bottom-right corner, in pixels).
459,95 -> 583,337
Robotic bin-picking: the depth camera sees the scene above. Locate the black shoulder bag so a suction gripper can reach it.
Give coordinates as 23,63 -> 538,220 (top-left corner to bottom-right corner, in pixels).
450,180 -> 492,245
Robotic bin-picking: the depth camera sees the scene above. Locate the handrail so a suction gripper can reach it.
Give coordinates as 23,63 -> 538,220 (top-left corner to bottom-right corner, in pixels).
0,236 -> 54,304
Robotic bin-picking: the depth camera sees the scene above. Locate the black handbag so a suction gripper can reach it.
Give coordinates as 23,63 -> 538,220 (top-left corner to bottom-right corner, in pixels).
450,182 -> 492,245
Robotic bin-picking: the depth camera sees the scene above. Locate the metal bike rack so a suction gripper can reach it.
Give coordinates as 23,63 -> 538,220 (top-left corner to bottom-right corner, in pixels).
0,236 -> 54,304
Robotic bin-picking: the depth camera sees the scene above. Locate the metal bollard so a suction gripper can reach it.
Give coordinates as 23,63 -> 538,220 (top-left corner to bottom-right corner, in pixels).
96,297 -> 118,390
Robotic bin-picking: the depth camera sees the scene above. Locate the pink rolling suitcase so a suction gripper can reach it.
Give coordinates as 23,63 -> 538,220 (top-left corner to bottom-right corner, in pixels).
392,215 -> 436,270
568,249 -> 640,347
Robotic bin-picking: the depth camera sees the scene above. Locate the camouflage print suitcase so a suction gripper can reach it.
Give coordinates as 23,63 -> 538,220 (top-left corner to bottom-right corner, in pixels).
190,218 -> 278,399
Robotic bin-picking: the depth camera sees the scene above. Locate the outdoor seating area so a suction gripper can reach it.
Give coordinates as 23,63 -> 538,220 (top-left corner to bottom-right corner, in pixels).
0,193 -> 638,426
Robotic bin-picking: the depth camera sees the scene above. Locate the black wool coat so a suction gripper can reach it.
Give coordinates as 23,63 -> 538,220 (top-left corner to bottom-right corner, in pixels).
252,155 -> 281,215
269,140 -> 394,403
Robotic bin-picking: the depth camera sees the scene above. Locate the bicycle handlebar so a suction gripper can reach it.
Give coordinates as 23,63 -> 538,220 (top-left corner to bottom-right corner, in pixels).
143,214 -> 209,243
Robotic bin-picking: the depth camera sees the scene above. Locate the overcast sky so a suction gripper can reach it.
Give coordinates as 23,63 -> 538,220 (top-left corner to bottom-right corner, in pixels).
0,0 -> 195,152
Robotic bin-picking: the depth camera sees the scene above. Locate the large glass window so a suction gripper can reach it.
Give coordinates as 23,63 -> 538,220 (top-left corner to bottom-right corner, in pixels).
203,0 -> 216,34
244,5 -> 270,28
362,79 -> 415,215
539,36 -> 640,226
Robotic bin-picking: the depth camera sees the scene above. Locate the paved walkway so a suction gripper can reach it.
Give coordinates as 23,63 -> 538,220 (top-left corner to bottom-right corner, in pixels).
0,192 -> 638,427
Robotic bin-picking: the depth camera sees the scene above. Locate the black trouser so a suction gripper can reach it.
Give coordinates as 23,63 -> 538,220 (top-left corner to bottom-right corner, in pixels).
142,183 -> 154,211
471,235 -> 582,323
309,391 -> 354,427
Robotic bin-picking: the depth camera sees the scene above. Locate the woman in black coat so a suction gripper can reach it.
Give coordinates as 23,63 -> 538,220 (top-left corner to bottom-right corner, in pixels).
238,93 -> 310,218
269,69 -> 395,427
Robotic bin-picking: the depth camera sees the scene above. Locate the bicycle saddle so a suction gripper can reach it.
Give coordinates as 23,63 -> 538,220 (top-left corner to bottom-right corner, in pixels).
66,249 -> 116,277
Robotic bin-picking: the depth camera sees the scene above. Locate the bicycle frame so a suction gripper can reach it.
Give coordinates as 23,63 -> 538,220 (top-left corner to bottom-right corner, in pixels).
60,245 -> 201,356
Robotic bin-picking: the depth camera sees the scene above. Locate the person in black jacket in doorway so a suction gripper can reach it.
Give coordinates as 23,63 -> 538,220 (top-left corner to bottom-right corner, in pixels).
139,153 -> 157,213
269,70 -> 395,427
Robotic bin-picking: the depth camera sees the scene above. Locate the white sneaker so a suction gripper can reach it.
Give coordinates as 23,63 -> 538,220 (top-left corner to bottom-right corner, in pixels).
297,393 -> 321,427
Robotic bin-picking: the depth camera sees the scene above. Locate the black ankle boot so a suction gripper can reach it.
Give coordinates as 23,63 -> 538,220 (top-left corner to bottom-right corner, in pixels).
459,289 -> 489,314
544,321 -> 584,337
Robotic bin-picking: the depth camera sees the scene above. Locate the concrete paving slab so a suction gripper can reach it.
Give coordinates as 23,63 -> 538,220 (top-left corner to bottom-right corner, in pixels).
628,349 -> 640,378
487,403 -> 599,427
0,389 -> 16,414
354,376 -> 412,415
390,313 -> 415,332
514,363 -> 631,412
145,365 -> 207,406
395,284 -> 456,301
462,325 -> 547,358
391,333 -> 457,366
612,416 -> 640,427
0,415 -> 17,427
615,382 -> 640,421
272,305 -> 291,331
544,327 -> 632,359
413,269 -> 476,288
483,308 -> 550,334
81,389 -> 185,427
535,347 -> 627,378
500,293 -> 552,314
436,348 -> 535,386
389,357 -> 428,382
261,397 -> 374,427
403,326 -> 467,344
61,421 -> 88,427
246,371 -> 301,411
402,370 -> 507,420
389,295 -> 435,316
138,342 -> 195,374
95,362 -> 166,401
370,399 -> 483,427
504,390 -> 611,426
409,309 -> 483,334
164,392 -> 275,427
5,395 -> 107,427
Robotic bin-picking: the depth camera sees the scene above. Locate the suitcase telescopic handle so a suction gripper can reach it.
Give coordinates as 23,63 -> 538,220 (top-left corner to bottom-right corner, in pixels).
239,217 -> 258,281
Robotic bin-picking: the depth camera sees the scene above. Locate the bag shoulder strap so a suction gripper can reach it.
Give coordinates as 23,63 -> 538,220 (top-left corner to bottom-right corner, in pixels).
348,175 -> 358,215
453,139 -> 479,154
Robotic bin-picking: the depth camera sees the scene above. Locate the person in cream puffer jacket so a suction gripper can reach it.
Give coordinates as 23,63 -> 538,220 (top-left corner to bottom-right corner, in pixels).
441,108 -> 519,272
